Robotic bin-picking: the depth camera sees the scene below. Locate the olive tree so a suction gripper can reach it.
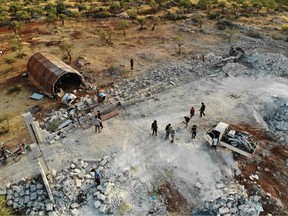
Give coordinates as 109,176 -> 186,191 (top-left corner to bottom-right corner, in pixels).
119,20 -> 129,36
60,41 -> 73,62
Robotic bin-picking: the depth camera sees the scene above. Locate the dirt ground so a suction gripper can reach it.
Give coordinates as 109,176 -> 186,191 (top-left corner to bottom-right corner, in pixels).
1,14 -> 288,215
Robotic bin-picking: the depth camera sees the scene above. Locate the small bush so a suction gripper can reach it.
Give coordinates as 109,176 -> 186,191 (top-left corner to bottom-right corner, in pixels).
246,30 -> 262,39
281,25 -> 288,33
0,196 -> 12,215
216,19 -> 236,30
7,86 -> 21,95
207,12 -> 220,20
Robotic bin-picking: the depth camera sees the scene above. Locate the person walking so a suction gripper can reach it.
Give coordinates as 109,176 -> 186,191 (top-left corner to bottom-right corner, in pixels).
95,170 -> 101,186
92,115 -> 102,133
170,127 -> 175,143
151,120 -> 158,136
98,92 -> 106,103
199,102 -> 206,118
190,107 -> 195,118
130,58 -> 134,70
191,125 -> 197,139
165,123 -> 172,140
184,116 -> 190,128
90,168 -> 101,186
97,110 -> 104,129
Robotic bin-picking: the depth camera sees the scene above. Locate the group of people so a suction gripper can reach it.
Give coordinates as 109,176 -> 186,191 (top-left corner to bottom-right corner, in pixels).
151,102 -> 206,143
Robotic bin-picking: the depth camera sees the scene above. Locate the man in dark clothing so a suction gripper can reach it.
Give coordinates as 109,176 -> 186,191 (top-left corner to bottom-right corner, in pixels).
199,102 -> 206,117
151,120 -> 158,136
165,123 -> 171,140
95,171 -> 101,186
191,125 -> 197,139
184,116 -> 190,128
97,110 -> 104,129
130,58 -> 134,70
190,107 -> 195,118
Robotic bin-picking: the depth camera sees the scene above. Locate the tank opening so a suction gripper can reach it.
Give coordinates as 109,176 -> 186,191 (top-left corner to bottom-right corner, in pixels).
54,73 -> 83,93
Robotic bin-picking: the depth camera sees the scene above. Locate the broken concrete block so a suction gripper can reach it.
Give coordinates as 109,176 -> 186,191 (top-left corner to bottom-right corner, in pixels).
216,183 -> 225,189
195,182 -> 202,189
99,204 -> 107,213
30,184 -> 37,192
100,159 -> 108,166
24,196 -> 30,203
12,186 -> 21,193
97,185 -> 104,192
76,160 -> 84,169
0,188 -> 6,195
219,207 -> 230,214
71,203 -> 80,209
30,192 -> 37,200
75,179 -> 82,188
94,200 -> 101,208
83,162 -> 89,169
51,169 -> 57,177
97,193 -> 107,202
46,203 -> 53,211
6,200 -> 13,206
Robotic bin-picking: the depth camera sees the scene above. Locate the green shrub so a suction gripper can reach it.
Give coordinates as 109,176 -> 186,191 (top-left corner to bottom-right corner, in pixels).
0,196 -> 12,216
207,12 -> 220,20
246,30 -> 262,39
216,19 -> 237,30
281,25 -> 288,33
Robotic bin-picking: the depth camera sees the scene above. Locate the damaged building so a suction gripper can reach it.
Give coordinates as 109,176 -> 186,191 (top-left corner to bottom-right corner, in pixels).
27,52 -> 85,97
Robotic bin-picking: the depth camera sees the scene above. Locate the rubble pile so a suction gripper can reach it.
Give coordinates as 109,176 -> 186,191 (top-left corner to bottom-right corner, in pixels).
196,183 -> 264,216
41,95 -> 99,132
5,180 -> 49,214
4,156 -> 165,215
268,103 -> 288,132
244,52 -> 288,77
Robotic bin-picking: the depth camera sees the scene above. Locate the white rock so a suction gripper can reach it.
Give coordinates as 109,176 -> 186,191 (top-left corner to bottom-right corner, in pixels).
76,160 -> 84,169
94,200 -> 101,208
99,204 -> 107,213
100,159 -> 108,166
74,169 -> 81,174
46,203 -> 53,211
25,190 -> 30,195
216,183 -> 225,189
219,207 -> 230,214
235,170 -> 241,176
71,208 -> 80,216
109,177 -> 116,183
97,185 -> 104,192
0,188 -> 6,195
97,193 -> 106,201
195,182 -> 202,189
6,200 -> 13,206
83,162 -> 89,168
75,179 -> 82,188
51,169 -> 57,177
48,211 -> 59,216
5,183 -> 11,189
70,164 -> 76,169
71,203 -> 80,209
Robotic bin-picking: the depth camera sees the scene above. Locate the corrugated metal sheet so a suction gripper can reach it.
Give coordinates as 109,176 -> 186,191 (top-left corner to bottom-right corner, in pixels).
27,52 -> 84,95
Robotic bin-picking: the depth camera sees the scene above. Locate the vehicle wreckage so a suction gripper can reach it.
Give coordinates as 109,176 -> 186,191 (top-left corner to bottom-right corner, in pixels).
204,122 -> 258,157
